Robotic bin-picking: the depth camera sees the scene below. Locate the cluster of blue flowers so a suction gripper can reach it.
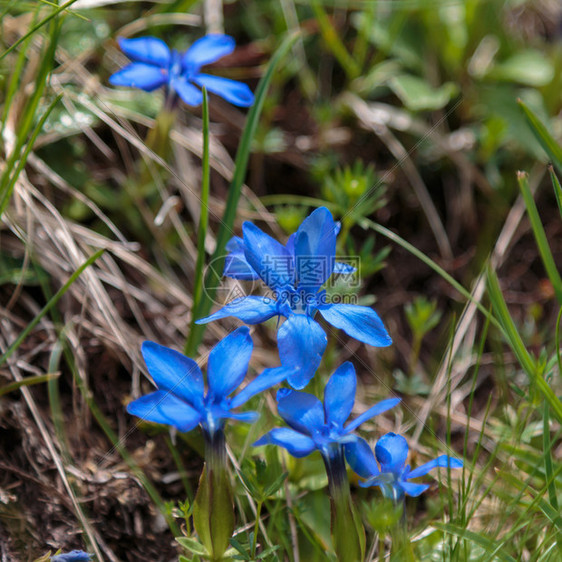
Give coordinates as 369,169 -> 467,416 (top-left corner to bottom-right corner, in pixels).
128,204 -> 462,492
107,32 -> 463,561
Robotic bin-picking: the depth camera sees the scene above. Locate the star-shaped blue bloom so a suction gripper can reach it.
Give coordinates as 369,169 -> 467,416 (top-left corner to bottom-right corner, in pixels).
50,551 -> 93,562
254,362 -> 400,463
197,207 -> 392,389
345,432 -> 463,500
127,327 -> 285,437
109,34 -> 254,107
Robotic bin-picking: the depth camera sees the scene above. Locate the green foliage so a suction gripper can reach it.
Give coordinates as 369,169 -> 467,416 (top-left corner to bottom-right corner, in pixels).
2,0 -> 562,560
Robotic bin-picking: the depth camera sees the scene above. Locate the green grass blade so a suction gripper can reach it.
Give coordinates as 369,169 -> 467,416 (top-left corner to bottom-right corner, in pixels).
518,99 -> 562,175
0,0 -> 79,62
365,219 -> 497,326
0,5 -> 36,136
549,166 -> 562,220
0,94 -> 62,217
517,171 -> 562,304
184,32 -> 299,356
185,88 -> 210,354
543,403 -> 560,509
434,523 -> 517,562
486,267 -> 562,423
0,249 -> 104,367
311,0 -> 360,80
0,373 -> 59,397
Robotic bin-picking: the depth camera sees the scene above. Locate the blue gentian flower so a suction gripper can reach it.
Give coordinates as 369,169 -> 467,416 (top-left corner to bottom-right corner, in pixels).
127,327 -> 284,437
197,207 -> 392,388
51,551 -> 93,562
109,34 -> 254,107
345,432 -> 463,501
254,362 -> 400,464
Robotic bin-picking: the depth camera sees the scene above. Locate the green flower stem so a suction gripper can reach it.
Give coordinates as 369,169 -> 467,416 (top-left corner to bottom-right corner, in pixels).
388,496 -> 414,562
323,445 -> 365,562
251,499 -> 263,559
193,429 -> 235,561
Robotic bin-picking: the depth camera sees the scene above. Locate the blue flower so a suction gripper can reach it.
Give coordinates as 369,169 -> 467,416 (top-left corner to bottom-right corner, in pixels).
109,34 -> 254,107
345,432 -> 463,500
51,551 -> 93,562
197,207 -> 392,388
127,327 -> 285,437
254,362 -> 400,463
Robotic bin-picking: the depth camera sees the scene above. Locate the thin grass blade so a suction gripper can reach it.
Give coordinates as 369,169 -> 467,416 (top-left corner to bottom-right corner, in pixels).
185,32 -> 299,355
517,171 -> 562,304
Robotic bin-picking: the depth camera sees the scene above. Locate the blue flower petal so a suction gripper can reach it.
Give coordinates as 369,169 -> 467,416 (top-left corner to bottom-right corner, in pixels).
195,296 -> 279,325
254,428 -> 316,458
374,433 -> 409,475
242,222 -> 293,289
294,207 -> 336,290
223,410 -> 259,423
230,366 -> 289,408
141,341 -> 204,408
224,236 -> 259,280
277,314 -> 327,389
207,326 -> 253,399
127,391 -> 202,432
109,63 -> 167,91
344,436 -> 379,479
117,36 -> 170,67
194,74 -> 254,107
324,362 -> 356,428
344,397 -> 400,433
183,34 -> 235,68
358,473 -> 394,488
407,455 -> 463,479
51,551 -> 93,562
170,77 -> 203,106
277,389 -> 325,435
319,303 -> 392,347
285,232 -> 296,256
400,481 -> 431,497
333,262 -> 356,274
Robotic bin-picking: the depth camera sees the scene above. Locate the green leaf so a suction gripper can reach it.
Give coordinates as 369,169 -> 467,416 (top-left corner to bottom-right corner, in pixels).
188,88 -> 211,353
263,472 -> 288,498
490,51 -> 554,87
0,373 -> 59,397
549,167 -> 562,220
192,464 -> 235,560
0,249 -> 104,367
487,267 -> 562,424
517,171 -> 562,304
434,523 -> 517,561
228,537 -> 250,559
176,537 -> 209,557
518,99 -> 562,175
184,31 -> 299,356
389,74 -> 458,111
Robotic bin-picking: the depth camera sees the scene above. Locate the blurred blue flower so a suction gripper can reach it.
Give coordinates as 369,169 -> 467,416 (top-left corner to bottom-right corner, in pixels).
345,432 -> 463,500
109,34 -> 254,107
197,207 -> 392,388
127,327 -> 285,437
254,362 -> 400,463
51,551 -> 93,562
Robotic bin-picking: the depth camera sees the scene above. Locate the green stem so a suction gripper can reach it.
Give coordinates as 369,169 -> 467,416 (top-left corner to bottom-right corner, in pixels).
184,32 -> 298,356
389,498 -> 414,562
323,445 -> 365,562
193,429 -> 234,561
251,500 -> 263,559
186,88 -> 210,354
